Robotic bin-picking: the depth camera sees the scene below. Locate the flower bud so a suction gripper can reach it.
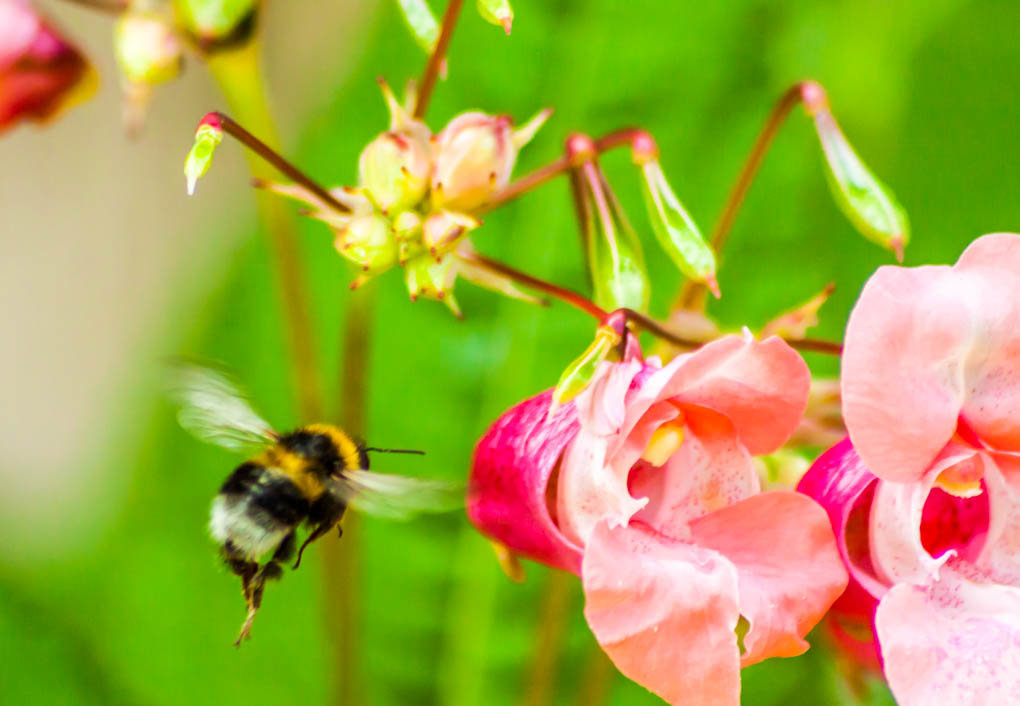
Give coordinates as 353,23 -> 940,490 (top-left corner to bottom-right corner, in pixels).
476,0 -> 513,34
405,253 -> 461,317
334,214 -> 398,275
802,82 -> 909,261
184,113 -> 224,195
432,108 -> 550,211
638,153 -> 719,297
114,14 -> 182,85
358,131 -> 431,214
0,0 -> 92,132
395,0 -> 439,52
571,140 -> 650,312
550,323 -> 623,411
174,0 -> 257,43
422,209 -> 479,259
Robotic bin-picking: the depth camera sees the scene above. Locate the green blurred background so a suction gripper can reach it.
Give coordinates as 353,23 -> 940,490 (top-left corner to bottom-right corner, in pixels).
1,0 -> 1017,704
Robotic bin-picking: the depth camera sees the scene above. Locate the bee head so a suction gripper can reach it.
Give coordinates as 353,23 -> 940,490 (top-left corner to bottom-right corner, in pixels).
277,429 -> 342,477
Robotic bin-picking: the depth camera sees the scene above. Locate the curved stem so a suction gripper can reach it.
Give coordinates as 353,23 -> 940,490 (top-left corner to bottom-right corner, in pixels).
462,252 -> 608,320
477,128 -> 655,214
414,0 -> 465,119
674,82 -> 809,310
202,111 -> 352,215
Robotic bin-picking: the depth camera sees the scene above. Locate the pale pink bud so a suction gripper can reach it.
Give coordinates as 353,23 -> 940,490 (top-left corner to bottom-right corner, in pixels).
431,108 -> 550,211
421,209 -> 479,259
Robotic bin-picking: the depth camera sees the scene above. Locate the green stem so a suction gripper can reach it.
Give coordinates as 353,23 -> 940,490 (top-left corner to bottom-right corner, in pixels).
520,571 -> 574,706
206,41 -> 325,421
320,280 -> 378,706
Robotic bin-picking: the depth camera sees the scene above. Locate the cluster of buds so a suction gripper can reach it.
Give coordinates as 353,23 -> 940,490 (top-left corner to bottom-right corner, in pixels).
187,80 -> 551,316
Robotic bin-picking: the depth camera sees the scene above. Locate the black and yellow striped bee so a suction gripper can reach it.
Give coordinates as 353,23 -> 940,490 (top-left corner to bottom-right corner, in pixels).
169,364 -> 459,645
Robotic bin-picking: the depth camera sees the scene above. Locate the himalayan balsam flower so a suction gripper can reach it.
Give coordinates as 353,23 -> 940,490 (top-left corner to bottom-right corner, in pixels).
0,0 -> 91,132
799,232 -> 1020,706
469,334 -> 847,705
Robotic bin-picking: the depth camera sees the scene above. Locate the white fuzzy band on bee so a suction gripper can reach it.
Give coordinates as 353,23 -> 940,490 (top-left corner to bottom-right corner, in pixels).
210,495 -> 289,560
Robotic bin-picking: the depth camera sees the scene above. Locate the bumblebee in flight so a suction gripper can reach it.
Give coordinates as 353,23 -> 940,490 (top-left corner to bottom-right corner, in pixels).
169,363 -> 460,645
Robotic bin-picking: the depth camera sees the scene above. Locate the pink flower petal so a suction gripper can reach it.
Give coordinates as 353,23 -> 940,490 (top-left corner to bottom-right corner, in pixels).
875,564 -> 1020,706
582,521 -> 742,706
843,232 -> 1020,483
688,491 -> 848,666
629,406 -> 759,538
574,357 -> 644,436
869,445 -> 986,587
797,438 -> 886,598
467,390 -> 582,573
626,334 -> 809,456
978,453 -> 1020,586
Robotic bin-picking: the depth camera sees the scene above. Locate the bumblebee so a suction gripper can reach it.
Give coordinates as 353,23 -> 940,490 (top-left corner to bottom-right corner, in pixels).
169,364 -> 459,644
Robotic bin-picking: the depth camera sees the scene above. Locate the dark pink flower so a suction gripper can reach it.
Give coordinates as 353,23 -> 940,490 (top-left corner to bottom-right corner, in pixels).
469,334 -> 847,705
0,0 -> 91,132
799,232 -> 1020,706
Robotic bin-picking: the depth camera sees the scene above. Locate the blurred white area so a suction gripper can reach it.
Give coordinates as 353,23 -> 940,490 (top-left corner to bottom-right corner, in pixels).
0,0 -> 376,559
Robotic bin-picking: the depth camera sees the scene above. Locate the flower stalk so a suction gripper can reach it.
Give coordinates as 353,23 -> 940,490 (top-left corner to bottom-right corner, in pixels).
414,0 -> 465,119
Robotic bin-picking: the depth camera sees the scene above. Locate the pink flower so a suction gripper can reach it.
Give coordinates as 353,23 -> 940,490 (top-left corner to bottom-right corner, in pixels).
798,232 -> 1020,706
0,0 -> 91,132
469,334 -> 847,705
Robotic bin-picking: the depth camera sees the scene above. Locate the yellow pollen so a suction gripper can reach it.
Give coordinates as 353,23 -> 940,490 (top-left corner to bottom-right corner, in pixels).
934,456 -> 984,498
642,422 -> 685,467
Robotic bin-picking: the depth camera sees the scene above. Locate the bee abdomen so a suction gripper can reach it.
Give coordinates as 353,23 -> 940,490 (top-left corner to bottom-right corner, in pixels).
211,462 -> 310,560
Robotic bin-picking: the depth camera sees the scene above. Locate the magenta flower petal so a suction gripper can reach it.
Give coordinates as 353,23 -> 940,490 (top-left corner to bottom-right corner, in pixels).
875,564 -> 1020,705
797,438 -> 886,598
689,491 -> 849,666
582,520 -> 742,706
467,390 -> 583,573
843,232 -> 1020,483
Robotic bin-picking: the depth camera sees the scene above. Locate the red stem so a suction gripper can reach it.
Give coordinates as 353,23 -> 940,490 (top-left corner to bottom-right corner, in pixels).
206,112 -> 352,215
413,0 -> 465,119
58,0 -> 126,13
477,128 -> 656,214
675,82 -> 812,310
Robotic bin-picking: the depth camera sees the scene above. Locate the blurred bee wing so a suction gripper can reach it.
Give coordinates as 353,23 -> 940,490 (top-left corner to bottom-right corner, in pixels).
332,470 -> 464,521
167,362 -> 278,452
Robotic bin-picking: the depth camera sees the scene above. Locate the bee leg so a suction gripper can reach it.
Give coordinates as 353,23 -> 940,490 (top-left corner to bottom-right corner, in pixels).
233,538 -> 293,647
293,522 -> 334,570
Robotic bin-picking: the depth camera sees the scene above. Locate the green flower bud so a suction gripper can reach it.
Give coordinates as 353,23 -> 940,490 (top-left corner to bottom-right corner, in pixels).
184,114 -> 224,195
405,253 -> 461,317
639,153 -> 719,297
395,0 -> 439,52
802,82 -> 909,261
335,214 -> 398,275
114,14 -> 183,85
476,0 -> 513,34
358,130 -> 431,214
174,0 -> 257,42
422,210 -> 479,259
551,324 -> 623,410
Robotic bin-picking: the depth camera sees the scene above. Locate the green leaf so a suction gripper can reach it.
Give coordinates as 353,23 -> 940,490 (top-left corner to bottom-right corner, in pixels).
640,160 -> 719,296
395,0 -> 440,53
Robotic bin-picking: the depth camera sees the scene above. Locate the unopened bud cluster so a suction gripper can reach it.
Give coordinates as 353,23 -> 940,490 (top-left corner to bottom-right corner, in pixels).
331,81 -> 549,313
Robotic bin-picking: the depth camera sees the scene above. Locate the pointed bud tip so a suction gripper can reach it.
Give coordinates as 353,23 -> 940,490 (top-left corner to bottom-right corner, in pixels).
890,235 -> 905,262
501,15 -> 513,34
705,275 -> 721,298
186,176 -> 197,196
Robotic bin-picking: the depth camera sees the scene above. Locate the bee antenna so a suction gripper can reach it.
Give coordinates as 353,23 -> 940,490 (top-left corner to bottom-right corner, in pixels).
364,447 -> 425,456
